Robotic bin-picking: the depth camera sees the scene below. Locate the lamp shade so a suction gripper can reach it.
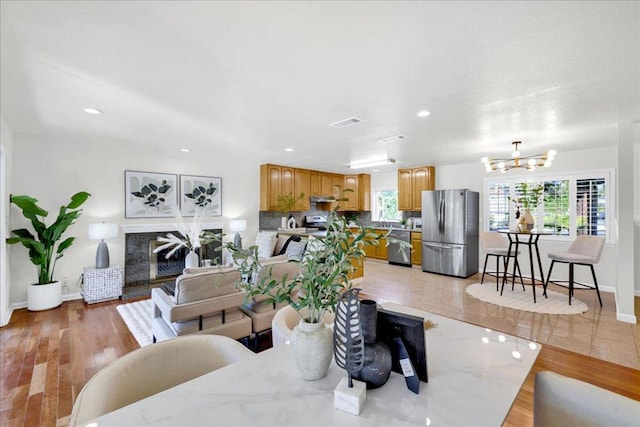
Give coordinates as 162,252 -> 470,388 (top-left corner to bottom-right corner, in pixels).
228,219 -> 247,233
88,223 -> 119,240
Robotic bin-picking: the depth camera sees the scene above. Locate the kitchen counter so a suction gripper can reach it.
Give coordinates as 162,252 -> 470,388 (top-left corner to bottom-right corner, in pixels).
276,228 -> 327,238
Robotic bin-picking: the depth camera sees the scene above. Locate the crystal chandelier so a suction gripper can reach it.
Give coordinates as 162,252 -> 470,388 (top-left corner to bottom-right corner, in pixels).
481,141 -> 556,173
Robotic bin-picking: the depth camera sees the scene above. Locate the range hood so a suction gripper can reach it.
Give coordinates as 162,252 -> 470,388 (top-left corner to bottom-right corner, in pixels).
309,196 -> 336,203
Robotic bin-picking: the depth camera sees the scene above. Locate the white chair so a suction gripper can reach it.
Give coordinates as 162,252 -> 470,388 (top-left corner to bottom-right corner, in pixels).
271,305 -> 334,347
480,231 -> 523,292
533,371 -> 640,427
545,235 -> 605,306
68,335 -> 254,426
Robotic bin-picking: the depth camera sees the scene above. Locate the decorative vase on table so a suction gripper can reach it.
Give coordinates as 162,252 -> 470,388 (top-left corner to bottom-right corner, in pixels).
185,250 -> 199,268
352,300 -> 392,389
522,208 -> 535,232
291,319 -> 333,380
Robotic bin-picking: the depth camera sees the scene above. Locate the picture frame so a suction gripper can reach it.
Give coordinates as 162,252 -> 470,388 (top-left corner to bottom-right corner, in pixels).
125,170 -> 178,218
179,175 -> 222,217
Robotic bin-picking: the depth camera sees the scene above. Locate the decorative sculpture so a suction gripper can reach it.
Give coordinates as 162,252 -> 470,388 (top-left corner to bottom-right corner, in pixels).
333,288 -> 365,387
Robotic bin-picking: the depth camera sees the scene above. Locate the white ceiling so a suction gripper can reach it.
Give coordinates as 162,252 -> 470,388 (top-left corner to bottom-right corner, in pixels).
1,1 -> 638,173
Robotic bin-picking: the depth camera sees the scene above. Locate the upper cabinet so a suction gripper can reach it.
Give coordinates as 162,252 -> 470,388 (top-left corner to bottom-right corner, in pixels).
398,166 -> 435,211
260,164 -> 371,212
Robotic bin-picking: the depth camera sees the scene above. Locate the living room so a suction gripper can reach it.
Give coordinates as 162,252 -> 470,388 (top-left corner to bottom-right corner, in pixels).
1,1 -> 639,426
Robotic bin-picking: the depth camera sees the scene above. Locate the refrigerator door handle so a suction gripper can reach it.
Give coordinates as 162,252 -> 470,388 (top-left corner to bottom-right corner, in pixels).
439,198 -> 445,235
423,242 -> 463,250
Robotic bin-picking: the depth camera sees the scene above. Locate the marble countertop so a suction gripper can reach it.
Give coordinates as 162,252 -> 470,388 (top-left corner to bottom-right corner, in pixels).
84,302 -> 541,427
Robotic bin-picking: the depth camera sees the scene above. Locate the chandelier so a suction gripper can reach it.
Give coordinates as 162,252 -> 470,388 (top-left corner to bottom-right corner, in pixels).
481,141 -> 556,173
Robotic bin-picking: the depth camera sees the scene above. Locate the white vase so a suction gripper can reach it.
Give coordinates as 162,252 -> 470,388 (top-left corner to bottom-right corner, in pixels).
291,319 -> 333,380
281,217 -> 288,229
185,250 -> 199,268
27,281 -> 62,311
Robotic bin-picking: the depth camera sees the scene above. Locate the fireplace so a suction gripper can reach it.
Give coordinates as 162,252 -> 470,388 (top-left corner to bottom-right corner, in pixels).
122,223 -> 224,287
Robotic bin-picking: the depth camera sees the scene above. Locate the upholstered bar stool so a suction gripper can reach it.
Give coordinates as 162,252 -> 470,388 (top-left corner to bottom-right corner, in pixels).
480,231 -> 524,292
545,235 -> 605,306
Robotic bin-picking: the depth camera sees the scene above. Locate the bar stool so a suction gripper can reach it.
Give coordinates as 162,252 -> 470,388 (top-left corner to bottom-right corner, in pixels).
480,232 -> 524,292
544,235 -> 605,306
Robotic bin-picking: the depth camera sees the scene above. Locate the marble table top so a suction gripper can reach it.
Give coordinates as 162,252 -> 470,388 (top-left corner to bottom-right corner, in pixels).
83,302 -> 541,427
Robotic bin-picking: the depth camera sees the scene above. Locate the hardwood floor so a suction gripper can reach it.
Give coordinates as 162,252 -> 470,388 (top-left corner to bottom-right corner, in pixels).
1,270 -> 639,426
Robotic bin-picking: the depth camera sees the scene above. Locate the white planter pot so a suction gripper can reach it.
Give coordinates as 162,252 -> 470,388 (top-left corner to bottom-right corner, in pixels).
27,281 -> 62,311
291,319 -> 333,380
185,250 -> 199,268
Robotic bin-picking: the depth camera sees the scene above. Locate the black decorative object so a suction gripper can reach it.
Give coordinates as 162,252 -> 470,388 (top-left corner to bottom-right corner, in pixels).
392,337 -> 420,394
333,288 -> 365,387
352,300 -> 392,389
377,309 -> 428,384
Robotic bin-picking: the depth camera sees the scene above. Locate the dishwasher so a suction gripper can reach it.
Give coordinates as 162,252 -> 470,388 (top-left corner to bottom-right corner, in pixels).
387,229 -> 412,267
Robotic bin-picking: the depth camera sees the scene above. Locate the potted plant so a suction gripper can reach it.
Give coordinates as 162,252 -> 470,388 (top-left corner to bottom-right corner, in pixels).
276,192 -> 305,229
6,192 -> 91,311
512,182 -> 544,232
226,206 -> 410,380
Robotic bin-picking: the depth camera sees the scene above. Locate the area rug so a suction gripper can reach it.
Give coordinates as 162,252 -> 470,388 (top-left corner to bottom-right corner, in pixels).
116,299 -> 153,347
465,283 -> 588,315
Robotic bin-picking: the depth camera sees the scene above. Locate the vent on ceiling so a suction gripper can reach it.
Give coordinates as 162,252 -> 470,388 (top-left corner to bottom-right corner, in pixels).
329,117 -> 363,128
378,135 -> 407,144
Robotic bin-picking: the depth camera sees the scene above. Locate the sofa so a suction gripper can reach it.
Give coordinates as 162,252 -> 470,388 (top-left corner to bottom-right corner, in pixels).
151,265 -> 252,342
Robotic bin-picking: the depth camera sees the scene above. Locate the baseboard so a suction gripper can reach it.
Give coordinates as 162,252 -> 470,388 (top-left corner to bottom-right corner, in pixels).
614,290 -> 637,324
8,292 -> 84,318
0,306 -> 14,327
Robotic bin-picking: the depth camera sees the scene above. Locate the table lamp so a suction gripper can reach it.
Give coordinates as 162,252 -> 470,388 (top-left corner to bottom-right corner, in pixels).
89,222 -> 119,268
228,219 -> 247,249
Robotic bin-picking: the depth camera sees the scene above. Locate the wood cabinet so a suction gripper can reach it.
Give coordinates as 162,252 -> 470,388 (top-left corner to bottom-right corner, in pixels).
363,229 -> 388,260
398,166 -> 435,211
411,232 -> 422,265
294,169 -> 310,211
260,164 -> 372,212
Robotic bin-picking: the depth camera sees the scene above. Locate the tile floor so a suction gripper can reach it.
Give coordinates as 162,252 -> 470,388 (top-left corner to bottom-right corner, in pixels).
359,260 -> 640,370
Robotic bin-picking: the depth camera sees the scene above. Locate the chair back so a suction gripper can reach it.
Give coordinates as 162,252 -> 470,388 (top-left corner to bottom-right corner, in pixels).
567,235 -> 605,263
480,231 -> 508,252
69,335 -> 254,426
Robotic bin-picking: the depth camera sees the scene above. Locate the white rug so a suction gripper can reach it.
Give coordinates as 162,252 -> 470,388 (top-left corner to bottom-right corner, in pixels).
465,283 -> 588,315
116,299 -> 153,347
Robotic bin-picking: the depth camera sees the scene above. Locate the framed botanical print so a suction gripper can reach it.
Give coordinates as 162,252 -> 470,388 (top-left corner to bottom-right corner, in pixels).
179,175 -> 222,217
125,170 -> 178,218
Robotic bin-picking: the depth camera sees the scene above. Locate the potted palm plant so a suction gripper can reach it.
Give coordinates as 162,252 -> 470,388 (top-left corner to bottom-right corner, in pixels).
6,192 -> 91,311
226,206 -> 410,380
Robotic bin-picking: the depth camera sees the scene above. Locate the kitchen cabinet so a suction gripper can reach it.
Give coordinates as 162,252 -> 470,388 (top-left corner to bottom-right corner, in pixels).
411,232 -> 422,265
259,164 -> 294,211
260,164 -> 371,211
294,169 -> 310,211
343,175 -> 359,211
363,229 -> 388,260
398,166 -> 435,211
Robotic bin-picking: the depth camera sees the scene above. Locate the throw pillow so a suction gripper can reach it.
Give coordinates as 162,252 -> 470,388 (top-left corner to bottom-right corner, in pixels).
278,235 -> 302,255
255,231 -> 278,259
285,240 -> 307,261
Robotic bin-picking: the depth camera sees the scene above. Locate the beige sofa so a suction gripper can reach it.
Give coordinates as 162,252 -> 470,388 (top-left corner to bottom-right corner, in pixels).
151,265 -> 252,342
239,256 -> 301,347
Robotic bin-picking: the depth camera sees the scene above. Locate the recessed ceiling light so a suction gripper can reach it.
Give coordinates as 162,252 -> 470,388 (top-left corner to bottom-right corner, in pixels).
372,169 -> 379,172
417,110 -> 431,118
180,148 -> 190,153
83,108 -> 103,115
285,148 -> 294,152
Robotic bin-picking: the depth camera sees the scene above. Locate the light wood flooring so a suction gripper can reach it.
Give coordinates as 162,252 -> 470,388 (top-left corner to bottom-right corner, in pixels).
1,261 -> 639,426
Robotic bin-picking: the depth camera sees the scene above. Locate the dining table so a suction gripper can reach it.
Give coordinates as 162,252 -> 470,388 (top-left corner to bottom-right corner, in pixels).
81,302 -> 541,427
498,230 -> 552,303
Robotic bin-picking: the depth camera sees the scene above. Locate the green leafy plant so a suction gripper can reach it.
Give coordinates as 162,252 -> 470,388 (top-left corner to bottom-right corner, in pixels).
6,192 -> 91,285
512,182 -> 544,210
225,190 -> 411,324
276,192 -> 305,214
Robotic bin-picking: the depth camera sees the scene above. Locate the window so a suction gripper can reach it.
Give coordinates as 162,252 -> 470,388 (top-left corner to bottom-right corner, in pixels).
485,170 -> 613,241
373,189 -> 401,221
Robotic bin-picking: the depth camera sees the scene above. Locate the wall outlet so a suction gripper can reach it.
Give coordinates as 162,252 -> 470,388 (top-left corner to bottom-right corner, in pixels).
61,277 -> 69,288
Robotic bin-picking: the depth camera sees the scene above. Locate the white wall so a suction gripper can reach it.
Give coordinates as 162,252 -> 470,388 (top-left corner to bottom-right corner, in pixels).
1,116 -> 13,325
8,133 -> 264,304
372,144 -> 637,319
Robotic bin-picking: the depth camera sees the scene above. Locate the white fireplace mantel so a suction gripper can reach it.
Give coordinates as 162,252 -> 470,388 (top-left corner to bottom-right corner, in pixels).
120,222 -> 226,234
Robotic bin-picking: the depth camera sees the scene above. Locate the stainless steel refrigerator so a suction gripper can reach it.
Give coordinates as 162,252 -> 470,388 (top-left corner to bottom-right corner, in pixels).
421,189 -> 479,278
